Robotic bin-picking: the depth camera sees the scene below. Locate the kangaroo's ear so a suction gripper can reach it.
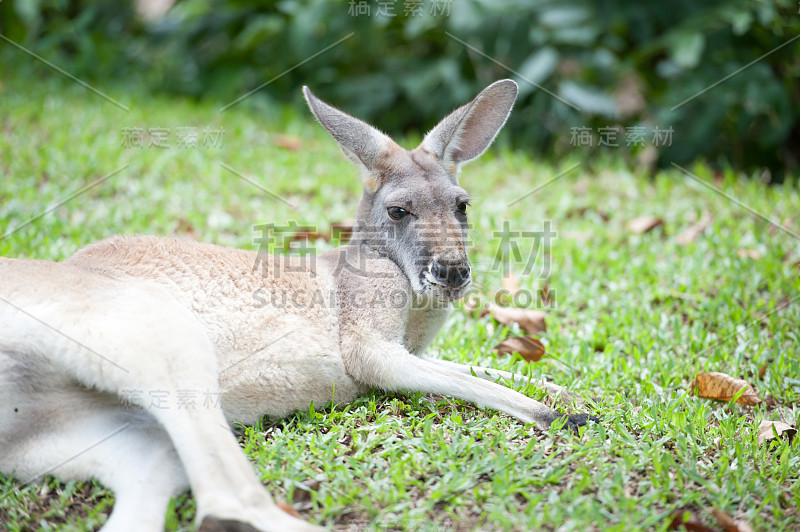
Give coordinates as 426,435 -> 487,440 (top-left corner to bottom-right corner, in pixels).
303,87 -> 398,183
421,79 -> 518,171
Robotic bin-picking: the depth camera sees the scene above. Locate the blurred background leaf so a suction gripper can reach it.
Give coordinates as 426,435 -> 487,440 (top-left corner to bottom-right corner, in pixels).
1,0 -> 798,176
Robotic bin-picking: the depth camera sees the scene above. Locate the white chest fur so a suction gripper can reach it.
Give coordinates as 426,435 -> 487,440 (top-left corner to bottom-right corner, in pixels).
403,299 -> 452,355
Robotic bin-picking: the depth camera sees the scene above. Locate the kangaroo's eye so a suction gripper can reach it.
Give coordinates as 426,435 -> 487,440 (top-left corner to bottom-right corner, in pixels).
457,202 -> 469,215
387,206 -> 409,220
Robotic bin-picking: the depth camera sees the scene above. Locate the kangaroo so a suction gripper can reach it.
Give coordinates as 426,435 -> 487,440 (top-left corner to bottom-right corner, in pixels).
0,80 -> 595,532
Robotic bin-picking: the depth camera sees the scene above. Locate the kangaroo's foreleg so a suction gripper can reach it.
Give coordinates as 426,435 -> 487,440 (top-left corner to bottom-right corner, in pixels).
420,356 -> 585,406
348,343 -> 595,432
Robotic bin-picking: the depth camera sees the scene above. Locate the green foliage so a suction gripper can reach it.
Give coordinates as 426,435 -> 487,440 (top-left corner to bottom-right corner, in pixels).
1,0 -> 798,173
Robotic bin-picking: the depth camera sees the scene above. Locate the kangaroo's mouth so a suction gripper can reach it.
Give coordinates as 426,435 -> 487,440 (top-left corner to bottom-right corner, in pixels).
420,270 -> 471,301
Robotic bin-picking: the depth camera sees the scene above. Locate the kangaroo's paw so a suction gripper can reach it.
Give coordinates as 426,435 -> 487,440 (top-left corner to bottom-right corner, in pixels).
548,413 -> 601,435
197,518 -> 260,532
197,516 -> 325,532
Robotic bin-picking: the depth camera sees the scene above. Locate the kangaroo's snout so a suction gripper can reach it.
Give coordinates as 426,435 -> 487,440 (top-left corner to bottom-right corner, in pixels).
429,256 -> 471,288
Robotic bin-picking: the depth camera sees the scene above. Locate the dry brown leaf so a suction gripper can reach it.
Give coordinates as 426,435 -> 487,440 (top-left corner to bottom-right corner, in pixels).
501,272 -> 521,297
711,508 -> 755,532
737,248 -> 761,260
174,218 -> 198,238
691,372 -> 762,406
757,420 -> 797,445
629,216 -> 664,234
676,212 -> 713,245
291,227 -> 330,243
757,363 -> 768,380
784,254 -> 800,268
566,206 -> 589,218
331,221 -> 355,244
668,509 -> 715,531
493,336 -> 545,362
566,206 -> 609,221
540,283 -> 553,307
275,500 -> 300,518
768,217 -> 794,236
488,304 -> 547,335
293,479 -> 322,505
273,134 -> 303,151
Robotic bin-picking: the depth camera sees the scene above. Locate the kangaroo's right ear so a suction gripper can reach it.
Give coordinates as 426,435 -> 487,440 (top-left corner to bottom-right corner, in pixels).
421,79 -> 518,174
303,87 -> 398,189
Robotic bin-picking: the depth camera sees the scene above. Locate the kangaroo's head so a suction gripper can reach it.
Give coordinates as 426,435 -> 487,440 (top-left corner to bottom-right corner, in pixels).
304,80 -> 518,302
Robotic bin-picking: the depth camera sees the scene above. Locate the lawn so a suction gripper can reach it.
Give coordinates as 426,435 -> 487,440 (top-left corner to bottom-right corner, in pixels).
0,72 -> 798,532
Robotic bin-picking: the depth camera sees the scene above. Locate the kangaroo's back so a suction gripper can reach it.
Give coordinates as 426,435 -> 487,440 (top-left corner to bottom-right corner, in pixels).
68,235 -> 334,338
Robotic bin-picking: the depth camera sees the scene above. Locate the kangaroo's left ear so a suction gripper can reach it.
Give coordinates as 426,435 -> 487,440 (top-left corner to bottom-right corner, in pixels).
303,86 -> 399,176
420,79 -> 518,172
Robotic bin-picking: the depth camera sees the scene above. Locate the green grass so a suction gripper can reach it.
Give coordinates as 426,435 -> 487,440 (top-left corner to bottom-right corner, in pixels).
0,72 -> 799,532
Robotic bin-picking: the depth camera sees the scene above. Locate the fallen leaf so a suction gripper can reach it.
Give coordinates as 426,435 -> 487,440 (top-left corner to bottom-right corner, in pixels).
566,206 -> 609,221
768,217 -> 793,236
488,304 -> 547,335
501,272 -> 520,296
293,479 -> 322,504
757,420 -> 797,445
668,509 -> 715,531
737,249 -> 761,260
711,508 -> 755,532
291,227 -> 329,243
540,283 -> 553,307
691,372 -> 761,406
275,500 -> 300,518
493,336 -> 545,362
566,206 -> 589,218
783,254 -> 800,268
757,364 -> 768,380
273,134 -> 303,151
676,212 -> 713,245
174,218 -> 198,238
629,216 -> 664,234
331,221 -> 355,244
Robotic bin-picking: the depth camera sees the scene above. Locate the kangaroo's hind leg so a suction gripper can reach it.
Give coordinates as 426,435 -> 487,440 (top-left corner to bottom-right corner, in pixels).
0,357 -> 188,532
1,269 -> 322,531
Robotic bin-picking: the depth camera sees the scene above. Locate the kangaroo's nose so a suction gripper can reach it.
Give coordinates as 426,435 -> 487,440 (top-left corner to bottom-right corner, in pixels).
431,258 -> 471,287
